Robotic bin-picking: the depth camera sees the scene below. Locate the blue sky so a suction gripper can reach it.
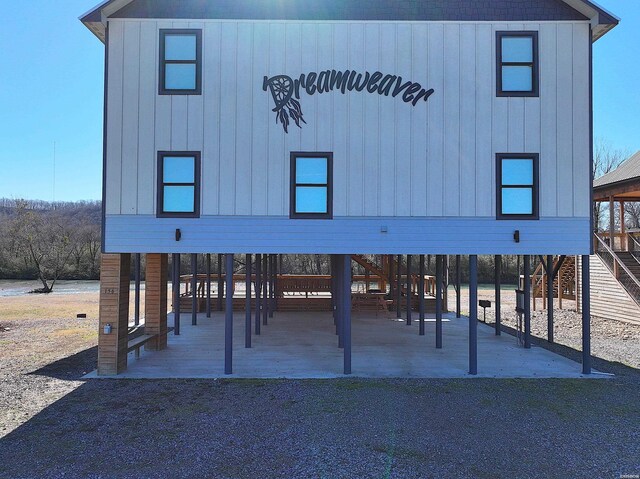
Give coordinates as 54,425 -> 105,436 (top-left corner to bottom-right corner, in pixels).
0,0 -> 637,202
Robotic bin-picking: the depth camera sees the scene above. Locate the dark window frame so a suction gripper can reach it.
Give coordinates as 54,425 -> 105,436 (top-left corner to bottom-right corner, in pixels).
157,151 -> 201,218
496,31 -> 539,97
496,153 -> 539,220
290,152 -> 333,220
159,29 -> 202,95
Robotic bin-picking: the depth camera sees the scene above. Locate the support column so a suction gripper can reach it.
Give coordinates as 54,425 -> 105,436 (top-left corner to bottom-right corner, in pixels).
469,255 -> 478,375
547,255 -> 554,343
217,254 -> 223,311
621,201 -> 626,250
206,254 -> 211,318
134,253 -> 141,326
144,253 -> 168,351
262,254 -> 268,325
98,253 -> 131,376
343,254 -> 352,374
172,253 -> 180,336
419,254 -> 425,336
436,255 -> 443,349
255,254 -> 261,335
406,254 -> 412,325
245,254 -> 252,348
455,255 -> 461,318
581,255 -> 591,374
268,255 -> 274,318
609,195 -> 615,248
224,253 -> 234,375
337,254 -> 344,347
524,255 -> 531,349
191,253 -> 198,325
396,255 -> 402,318
494,255 -> 501,336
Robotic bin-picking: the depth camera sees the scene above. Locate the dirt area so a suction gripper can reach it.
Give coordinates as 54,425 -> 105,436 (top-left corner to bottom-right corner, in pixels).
0,290 -> 146,437
0,283 -> 639,478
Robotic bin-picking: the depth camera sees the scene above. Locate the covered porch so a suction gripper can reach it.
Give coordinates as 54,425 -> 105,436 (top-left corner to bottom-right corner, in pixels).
88,310 -> 590,379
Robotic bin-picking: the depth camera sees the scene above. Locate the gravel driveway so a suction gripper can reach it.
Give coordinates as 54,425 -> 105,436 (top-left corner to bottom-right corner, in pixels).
1,287 -> 639,478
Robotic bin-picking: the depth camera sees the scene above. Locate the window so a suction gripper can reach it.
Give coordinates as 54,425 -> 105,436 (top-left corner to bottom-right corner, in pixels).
157,152 -> 201,217
496,154 -> 539,220
159,29 -> 202,95
290,152 -> 333,219
496,31 -> 538,97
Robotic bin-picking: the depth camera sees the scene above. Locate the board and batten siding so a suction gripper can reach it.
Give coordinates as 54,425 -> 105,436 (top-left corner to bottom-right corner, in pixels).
105,19 -> 592,254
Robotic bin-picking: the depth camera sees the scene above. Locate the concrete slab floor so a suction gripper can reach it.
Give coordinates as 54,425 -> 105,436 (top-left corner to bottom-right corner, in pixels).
86,310 -> 605,379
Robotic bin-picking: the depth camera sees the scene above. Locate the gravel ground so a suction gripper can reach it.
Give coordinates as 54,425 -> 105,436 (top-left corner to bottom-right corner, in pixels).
0,286 -> 639,478
449,287 -> 640,370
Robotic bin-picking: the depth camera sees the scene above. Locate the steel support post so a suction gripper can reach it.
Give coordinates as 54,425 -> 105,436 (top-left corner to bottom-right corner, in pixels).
206,253 -> 211,318
337,254 -> 344,347
419,254 -> 425,336
262,254 -> 268,325
343,254 -> 352,374
173,253 -> 180,335
396,255 -> 402,318
581,255 -> 591,374
268,255 -> 274,318
134,253 -> 141,326
191,253 -> 198,326
224,254 -> 234,375
455,255 -> 461,318
524,255 -> 531,349
217,254 -> 223,311
436,255 -> 443,349
547,254 -> 554,343
255,254 -> 261,335
245,254 -> 252,348
469,255 -> 478,375
495,255 -> 501,336
406,254 -> 412,325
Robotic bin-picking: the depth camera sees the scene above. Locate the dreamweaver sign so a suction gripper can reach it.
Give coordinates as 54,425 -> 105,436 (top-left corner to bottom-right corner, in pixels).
263,70 -> 435,133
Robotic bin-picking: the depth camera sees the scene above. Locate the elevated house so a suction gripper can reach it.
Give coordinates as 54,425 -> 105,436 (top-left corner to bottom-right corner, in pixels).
81,0 -> 618,376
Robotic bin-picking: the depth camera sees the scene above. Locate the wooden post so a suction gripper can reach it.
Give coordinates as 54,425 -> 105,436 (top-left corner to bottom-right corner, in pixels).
98,253 -> 131,376
609,195 -> 615,249
144,254 -> 168,351
621,201 -> 626,250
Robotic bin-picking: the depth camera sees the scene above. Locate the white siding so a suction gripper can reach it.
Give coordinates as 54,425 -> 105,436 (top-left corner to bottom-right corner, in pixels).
105,19 -> 593,253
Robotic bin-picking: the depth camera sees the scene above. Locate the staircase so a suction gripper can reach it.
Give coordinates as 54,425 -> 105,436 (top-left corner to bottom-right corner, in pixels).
350,255 -> 388,282
592,233 -> 640,317
616,252 -> 640,281
531,256 -> 576,310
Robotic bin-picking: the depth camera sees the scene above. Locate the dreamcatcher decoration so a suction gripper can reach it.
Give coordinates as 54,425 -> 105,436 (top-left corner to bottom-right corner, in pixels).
264,75 -> 306,133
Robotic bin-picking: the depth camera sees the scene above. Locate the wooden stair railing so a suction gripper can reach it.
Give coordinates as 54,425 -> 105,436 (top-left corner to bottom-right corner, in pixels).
594,233 -> 640,309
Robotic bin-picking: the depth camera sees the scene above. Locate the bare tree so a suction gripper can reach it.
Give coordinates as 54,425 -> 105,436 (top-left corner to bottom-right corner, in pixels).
593,138 -> 630,232
9,201 -> 80,293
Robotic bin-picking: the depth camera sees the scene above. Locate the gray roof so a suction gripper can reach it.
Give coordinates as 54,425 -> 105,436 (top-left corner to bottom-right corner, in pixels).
594,151 -> 640,189
80,0 -> 619,43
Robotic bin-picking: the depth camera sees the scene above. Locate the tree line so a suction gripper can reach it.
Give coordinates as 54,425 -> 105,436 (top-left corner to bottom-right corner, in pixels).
0,198 -> 101,292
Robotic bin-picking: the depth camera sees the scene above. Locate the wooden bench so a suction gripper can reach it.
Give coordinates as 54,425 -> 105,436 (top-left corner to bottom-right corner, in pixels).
127,334 -> 158,359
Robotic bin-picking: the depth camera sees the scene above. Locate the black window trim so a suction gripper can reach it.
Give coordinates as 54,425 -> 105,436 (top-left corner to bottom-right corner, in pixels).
159,29 -> 202,96
290,152 -> 333,220
496,31 -> 539,98
496,153 -> 539,220
157,151 -> 201,218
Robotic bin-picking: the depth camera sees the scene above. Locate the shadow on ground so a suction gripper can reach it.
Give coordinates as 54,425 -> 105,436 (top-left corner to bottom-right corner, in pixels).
1,337 -> 639,479
27,346 -> 98,381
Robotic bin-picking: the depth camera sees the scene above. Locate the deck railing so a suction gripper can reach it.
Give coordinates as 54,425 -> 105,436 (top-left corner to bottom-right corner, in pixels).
594,233 -> 640,307
626,233 -> 640,264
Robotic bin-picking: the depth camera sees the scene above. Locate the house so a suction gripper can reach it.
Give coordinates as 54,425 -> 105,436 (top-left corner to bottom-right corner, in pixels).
81,0 -> 618,376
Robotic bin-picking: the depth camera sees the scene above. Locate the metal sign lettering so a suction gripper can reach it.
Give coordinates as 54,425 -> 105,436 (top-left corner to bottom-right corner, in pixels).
263,70 -> 435,133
